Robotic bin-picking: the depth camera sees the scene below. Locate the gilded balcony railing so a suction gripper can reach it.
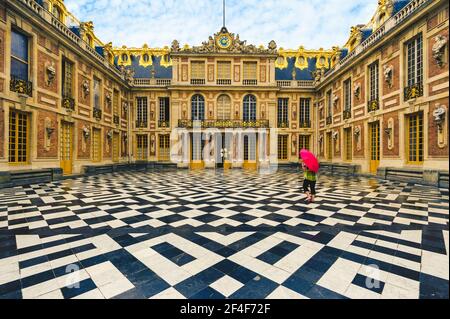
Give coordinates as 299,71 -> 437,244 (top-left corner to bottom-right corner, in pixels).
62,96 -> 75,111
343,109 -> 352,120
277,121 -> 290,129
158,120 -> 170,128
368,100 -> 380,113
113,115 -> 120,125
326,116 -> 333,125
135,121 -> 147,129
404,83 -> 424,101
10,76 -> 32,96
178,119 -> 270,129
299,120 -> 311,128
93,108 -> 102,120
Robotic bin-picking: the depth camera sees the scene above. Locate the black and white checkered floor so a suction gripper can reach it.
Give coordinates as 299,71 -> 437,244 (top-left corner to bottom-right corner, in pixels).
0,169 -> 448,299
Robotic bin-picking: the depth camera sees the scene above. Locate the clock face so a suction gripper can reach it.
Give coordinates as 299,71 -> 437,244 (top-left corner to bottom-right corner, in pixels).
218,35 -> 232,49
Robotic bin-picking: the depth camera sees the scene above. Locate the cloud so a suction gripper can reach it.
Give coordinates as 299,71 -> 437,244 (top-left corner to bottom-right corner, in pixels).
65,0 -> 378,49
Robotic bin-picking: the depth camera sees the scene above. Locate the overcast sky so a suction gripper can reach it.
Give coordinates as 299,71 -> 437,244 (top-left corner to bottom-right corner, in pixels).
65,0 -> 378,49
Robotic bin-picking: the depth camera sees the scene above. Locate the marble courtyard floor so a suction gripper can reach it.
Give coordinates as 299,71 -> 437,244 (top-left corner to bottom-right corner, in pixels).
0,169 -> 448,299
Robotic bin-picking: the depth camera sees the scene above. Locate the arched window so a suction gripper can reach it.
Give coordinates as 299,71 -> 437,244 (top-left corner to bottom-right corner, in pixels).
217,95 -> 231,120
52,5 -> 62,21
243,94 -> 256,121
191,94 -> 205,121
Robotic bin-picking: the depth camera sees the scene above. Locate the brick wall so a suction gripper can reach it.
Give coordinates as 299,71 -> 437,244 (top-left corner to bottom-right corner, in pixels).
0,107 -> 4,158
36,110 -> 58,158
382,112 -> 399,157
37,51 -> 58,93
78,75 -> 91,107
77,121 -> 91,159
0,28 -> 4,74
428,98 -> 449,157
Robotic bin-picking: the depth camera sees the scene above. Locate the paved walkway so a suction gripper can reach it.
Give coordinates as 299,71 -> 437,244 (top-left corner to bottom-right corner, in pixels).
0,169 -> 448,299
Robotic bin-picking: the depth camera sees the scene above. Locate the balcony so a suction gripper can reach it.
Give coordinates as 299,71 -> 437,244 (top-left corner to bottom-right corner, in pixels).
191,79 -> 206,85
277,80 -> 315,89
133,78 -> 172,87
10,76 -> 32,96
217,79 -> 232,85
404,83 -> 424,101
113,115 -> 120,125
243,79 -> 258,86
158,120 -> 170,128
277,121 -> 290,129
178,119 -> 270,129
368,100 -> 380,113
93,108 -> 102,120
136,121 -> 148,129
299,120 -> 311,128
326,116 -> 333,125
343,109 -> 352,120
62,97 -> 75,111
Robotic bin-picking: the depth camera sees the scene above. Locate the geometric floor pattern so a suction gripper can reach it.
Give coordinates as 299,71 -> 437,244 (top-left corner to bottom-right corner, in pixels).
0,169 -> 448,299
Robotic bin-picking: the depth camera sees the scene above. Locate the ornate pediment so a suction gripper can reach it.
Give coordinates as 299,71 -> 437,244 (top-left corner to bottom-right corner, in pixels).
171,27 -> 277,55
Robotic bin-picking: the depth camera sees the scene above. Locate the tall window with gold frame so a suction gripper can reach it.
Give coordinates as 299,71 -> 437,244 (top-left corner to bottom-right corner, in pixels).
136,134 -> 148,160
243,62 -> 257,80
191,61 -> 205,80
113,89 -> 120,115
159,135 -> 170,162
344,127 -> 353,161
92,128 -> 101,162
62,59 -> 74,101
299,135 -> 310,152
217,61 -> 231,80
8,110 -> 29,164
407,112 -> 424,164
277,135 -> 288,160
113,132 -> 120,162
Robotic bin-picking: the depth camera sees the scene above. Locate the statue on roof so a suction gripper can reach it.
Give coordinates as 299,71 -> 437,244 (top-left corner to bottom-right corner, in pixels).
171,40 -> 180,52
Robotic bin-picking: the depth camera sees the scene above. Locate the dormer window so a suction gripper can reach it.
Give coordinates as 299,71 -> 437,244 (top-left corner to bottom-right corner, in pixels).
52,5 -> 62,21
122,54 -> 128,62
143,54 -> 150,63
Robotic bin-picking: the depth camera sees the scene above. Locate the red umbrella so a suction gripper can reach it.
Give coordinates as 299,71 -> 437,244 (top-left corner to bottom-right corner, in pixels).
300,149 -> 320,173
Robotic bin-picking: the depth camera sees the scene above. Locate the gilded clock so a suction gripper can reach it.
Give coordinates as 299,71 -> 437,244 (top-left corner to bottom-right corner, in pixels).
217,34 -> 232,49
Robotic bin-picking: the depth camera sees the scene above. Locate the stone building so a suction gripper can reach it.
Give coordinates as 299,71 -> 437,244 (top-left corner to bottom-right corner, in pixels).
0,0 -> 448,186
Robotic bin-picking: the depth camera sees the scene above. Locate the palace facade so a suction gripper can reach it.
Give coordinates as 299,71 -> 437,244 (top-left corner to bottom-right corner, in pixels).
0,0 -> 448,180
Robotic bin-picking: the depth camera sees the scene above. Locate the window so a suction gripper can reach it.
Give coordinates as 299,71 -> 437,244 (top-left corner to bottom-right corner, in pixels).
405,34 -> 423,100
8,110 -> 29,164
191,95 -> 205,121
136,97 -> 148,128
217,95 -> 231,120
344,128 -> 352,161
299,135 -> 310,151
243,62 -> 257,80
52,5 -> 62,21
92,128 -> 101,162
136,135 -> 148,160
113,132 -> 120,162
326,132 -> 332,161
159,97 -> 170,126
113,89 -> 120,115
11,29 -> 29,82
62,59 -> 74,99
243,95 -> 257,121
277,135 -> 288,160
217,61 -> 231,79
369,61 -> 379,103
159,135 -> 170,161
299,98 -> 311,127
244,135 -> 256,161
326,90 -> 333,120
407,112 -> 424,164
277,98 -> 289,128
191,134 -> 205,161
191,61 -> 205,79
93,77 -> 101,109
344,79 -> 352,111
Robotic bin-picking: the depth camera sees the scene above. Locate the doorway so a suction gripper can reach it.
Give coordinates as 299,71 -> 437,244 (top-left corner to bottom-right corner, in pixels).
60,122 -> 74,175
369,121 -> 380,174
